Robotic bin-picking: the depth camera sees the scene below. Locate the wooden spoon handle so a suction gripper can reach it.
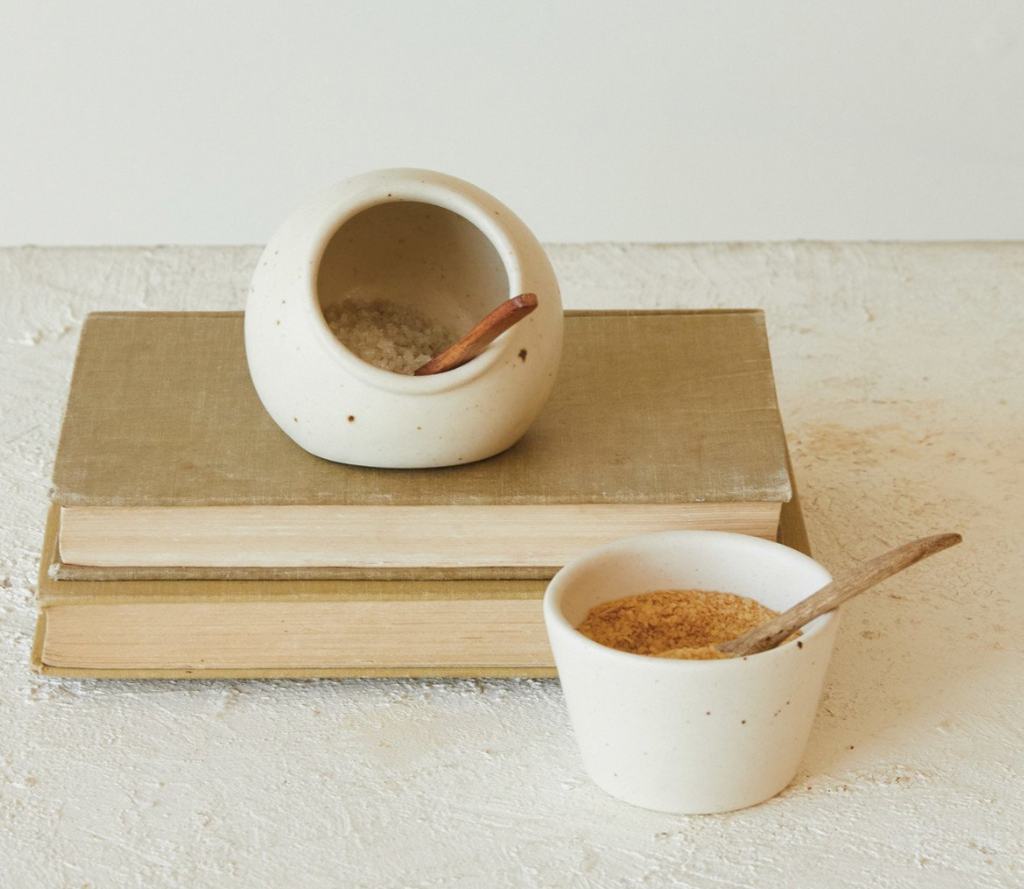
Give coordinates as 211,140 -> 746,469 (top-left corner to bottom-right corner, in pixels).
718,533 -> 962,657
415,293 -> 539,376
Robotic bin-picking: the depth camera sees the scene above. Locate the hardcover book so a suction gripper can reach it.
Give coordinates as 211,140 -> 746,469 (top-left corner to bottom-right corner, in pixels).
33,484 -> 810,679
50,310 -> 792,581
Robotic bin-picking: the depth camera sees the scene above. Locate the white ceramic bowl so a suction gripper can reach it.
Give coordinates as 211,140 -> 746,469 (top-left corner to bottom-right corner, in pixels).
245,168 -> 563,468
544,530 -> 839,814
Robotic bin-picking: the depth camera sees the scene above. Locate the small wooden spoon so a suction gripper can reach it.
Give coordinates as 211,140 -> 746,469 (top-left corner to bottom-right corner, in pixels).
717,532 -> 963,657
415,293 -> 538,376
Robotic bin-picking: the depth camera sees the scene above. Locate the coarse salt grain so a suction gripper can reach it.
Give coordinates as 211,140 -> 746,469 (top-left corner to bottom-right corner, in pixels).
324,300 -> 455,375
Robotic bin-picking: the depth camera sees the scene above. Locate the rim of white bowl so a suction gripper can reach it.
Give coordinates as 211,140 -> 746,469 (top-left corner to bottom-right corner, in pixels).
543,530 -> 838,670
304,172 -> 526,396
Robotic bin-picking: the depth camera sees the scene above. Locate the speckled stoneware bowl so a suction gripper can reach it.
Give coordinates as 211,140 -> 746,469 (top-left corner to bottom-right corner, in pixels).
245,168 -> 563,468
544,530 -> 839,814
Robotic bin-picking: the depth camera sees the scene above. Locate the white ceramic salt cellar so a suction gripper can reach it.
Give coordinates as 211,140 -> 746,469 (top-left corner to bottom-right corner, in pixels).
245,168 -> 563,468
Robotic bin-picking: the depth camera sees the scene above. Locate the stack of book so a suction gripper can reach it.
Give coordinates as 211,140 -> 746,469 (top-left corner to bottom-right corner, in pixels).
33,309 -> 809,679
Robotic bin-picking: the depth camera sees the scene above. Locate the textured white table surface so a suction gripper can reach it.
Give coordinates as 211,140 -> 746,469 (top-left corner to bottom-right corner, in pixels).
1,244 -> 1021,888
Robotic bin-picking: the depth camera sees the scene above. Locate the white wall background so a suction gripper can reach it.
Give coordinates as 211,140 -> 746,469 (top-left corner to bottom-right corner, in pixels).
2,1 -> 1023,245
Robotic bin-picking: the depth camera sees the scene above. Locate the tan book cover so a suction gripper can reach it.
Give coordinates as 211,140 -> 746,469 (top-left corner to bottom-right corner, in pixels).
34,506 -> 555,679
32,454 -> 810,679
51,309 -> 792,579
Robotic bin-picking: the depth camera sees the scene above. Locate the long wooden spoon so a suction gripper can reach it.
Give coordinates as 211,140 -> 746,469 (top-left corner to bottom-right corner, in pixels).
717,532 -> 963,657
415,293 -> 538,376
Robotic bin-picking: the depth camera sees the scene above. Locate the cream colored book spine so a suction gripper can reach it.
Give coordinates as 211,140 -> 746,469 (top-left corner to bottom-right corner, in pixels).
58,502 -> 781,570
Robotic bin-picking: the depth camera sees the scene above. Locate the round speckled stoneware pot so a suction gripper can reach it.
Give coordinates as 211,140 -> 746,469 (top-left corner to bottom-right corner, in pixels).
245,168 -> 563,468
544,531 -> 839,815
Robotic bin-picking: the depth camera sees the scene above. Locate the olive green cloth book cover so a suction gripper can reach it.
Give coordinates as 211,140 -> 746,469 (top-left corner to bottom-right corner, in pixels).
51,310 -> 792,580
